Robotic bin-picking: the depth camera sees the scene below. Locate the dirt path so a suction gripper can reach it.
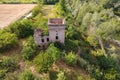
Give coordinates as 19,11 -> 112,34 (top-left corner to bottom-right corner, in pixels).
52,60 -> 89,79
0,4 -> 36,28
42,5 -> 56,18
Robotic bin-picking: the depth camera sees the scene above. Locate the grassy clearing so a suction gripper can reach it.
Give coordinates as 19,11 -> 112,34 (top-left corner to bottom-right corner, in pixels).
51,60 -> 90,80
1,39 -> 25,60
42,5 -> 59,18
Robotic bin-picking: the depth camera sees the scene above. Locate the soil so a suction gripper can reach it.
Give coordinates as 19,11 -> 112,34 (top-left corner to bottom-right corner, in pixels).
0,4 -> 36,28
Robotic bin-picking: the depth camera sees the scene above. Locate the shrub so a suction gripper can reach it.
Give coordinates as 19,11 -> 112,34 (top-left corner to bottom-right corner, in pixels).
34,44 -> 61,73
80,50 -> 93,64
22,47 -> 36,60
77,76 -> 84,80
0,69 -> 7,80
37,0 -> 59,4
46,44 -> 62,61
54,42 -> 65,50
89,67 -> 103,80
8,19 -> 34,38
33,14 -> 47,29
22,37 -> 37,60
104,68 -> 120,80
0,30 -> 18,52
4,72 -> 19,80
32,5 -> 41,17
65,52 -> 78,66
57,71 -> 66,80
65,39 -> 79,52
66,26 -> 79,40
96,55 -> 117,70
0,57 -> 18,72
34,52 -> 54,73
49,70 -> 58,80
19,70 -> 34,80
77,57 -> 89,69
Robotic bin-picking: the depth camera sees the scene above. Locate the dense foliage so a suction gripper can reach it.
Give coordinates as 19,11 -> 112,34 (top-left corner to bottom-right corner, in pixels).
65,52 -> 78,66
37,0 -> 59,4
56,0 -> 120,80
34,44 -> 61,73
22,37 -> 37,60
57,71 -> 66,80
0,0 -> 120,80
0,57 -> 18,72
32,5 -> 41,17
0,30 -> 18,52
8,19 -> 34,38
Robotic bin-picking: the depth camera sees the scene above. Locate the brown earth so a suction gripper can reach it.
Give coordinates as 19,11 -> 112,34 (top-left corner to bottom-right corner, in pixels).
0,4 -> 36,28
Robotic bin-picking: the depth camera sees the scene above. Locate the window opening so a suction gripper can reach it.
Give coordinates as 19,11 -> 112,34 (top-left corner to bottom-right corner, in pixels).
47,38 -> 49,42
38,45 -> 41,47
42,39 -> 44,42
56,36 -> 58,40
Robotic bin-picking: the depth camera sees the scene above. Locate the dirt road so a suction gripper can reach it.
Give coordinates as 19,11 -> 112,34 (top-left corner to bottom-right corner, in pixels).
0,4 -> 36,28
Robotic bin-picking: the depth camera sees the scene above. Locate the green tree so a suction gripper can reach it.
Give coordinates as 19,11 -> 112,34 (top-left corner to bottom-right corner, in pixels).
57,71 -> 66,80
56,0 -> 67,16
66,26 -> 79,40
65,51 -> 78,66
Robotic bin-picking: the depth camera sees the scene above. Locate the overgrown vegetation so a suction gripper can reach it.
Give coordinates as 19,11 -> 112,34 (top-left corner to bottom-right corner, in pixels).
37,0 -> 59,5
34,44 -> 61,73
22,37 -> 37,60
0,0 -> 120,80
19,70 -> 34,80
0,30 -> 18,52
56,0 -> 120,80
65,52 -> 78,66
0,57 -> 18,72
8,19 -> 34,38
0,56 -> 19,80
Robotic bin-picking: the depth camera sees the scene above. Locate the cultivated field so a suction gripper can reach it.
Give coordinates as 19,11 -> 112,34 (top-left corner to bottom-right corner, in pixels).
0,4 -> 36,28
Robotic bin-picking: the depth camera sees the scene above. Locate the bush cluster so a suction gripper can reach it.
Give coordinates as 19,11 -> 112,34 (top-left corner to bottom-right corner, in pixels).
19,70 -> 34,80
65,52 -> 78,66
32,5 -> 41,17
0,57 -> 18,72
22,37 -> 37,60
34,44 -> 61,73
0,30 -> 18,52
0,69 -> 7,80
38,0 -> 59,4
8,19 -> 34,38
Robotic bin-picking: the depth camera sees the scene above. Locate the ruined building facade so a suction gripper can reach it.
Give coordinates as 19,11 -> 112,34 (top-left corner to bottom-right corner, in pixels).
34,18 -> 66,49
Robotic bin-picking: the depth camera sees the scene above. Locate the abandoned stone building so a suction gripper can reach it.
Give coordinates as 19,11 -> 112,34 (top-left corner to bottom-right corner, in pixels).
34,18 -> 66,49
